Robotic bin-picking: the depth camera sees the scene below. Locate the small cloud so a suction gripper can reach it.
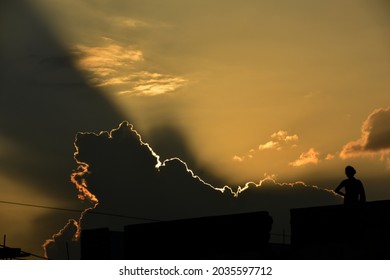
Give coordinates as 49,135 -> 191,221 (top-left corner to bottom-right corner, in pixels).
258,140 -> 279,151
232,155 -> 245,162
233,130 -> 299,163
271,130 -> 299,143
340,106 -> 390,159
259,130 -> 298,151
289,148 -> 320,167
325,153 -> 335,160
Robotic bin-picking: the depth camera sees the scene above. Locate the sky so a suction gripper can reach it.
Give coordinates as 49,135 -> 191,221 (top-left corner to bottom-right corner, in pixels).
1,0 -> 390,259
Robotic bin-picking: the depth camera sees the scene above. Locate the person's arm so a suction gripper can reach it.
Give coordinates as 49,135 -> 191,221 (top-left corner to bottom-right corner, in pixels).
334,181 -> 345,197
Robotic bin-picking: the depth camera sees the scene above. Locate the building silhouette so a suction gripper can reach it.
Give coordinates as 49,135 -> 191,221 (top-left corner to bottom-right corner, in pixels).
81,228 -> 124,260
81,211 -> 273,259
80,200 -> 390,259
290,200 -> 390,259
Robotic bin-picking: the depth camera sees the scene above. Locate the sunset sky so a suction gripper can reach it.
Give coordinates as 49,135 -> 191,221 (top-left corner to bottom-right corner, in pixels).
1,0 -> 390,258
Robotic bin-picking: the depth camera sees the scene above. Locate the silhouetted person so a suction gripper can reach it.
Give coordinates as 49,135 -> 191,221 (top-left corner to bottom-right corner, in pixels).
335,166 -> 366,205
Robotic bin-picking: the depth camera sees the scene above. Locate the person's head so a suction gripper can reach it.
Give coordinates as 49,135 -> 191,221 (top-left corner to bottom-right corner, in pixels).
345,165 -> 356,178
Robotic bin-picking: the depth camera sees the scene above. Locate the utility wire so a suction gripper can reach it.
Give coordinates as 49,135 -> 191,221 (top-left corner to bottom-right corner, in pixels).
0,200 -> 290,233
0,200 -> 161,222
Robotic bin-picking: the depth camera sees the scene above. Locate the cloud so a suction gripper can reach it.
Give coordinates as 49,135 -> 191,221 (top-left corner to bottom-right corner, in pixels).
45,122 -> 339,259
258,140 -> 279,151
233,155 -> 245,162
271,130 -> 299,143
259,130 -> 298,151
325,153 -> 335,160
73,40 -> 187,96
340,106 -> 390,159
118,73 -> 187,96
73,42 -> 143,78
233,130 -> 298,161
258,131 -> 299,151
69,121 -> 232,218
289,148 -> 320,167
76,43 -> 144,66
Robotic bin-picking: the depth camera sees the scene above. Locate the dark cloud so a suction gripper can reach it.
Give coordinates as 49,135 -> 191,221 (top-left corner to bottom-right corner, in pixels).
46,122 -> 340,259
73,122 -> 234,223
340,106 -> 390,158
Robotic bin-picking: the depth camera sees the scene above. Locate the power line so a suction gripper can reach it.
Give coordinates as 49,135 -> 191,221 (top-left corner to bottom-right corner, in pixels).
0,200 -> 82,214
0,200 -> 161,222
